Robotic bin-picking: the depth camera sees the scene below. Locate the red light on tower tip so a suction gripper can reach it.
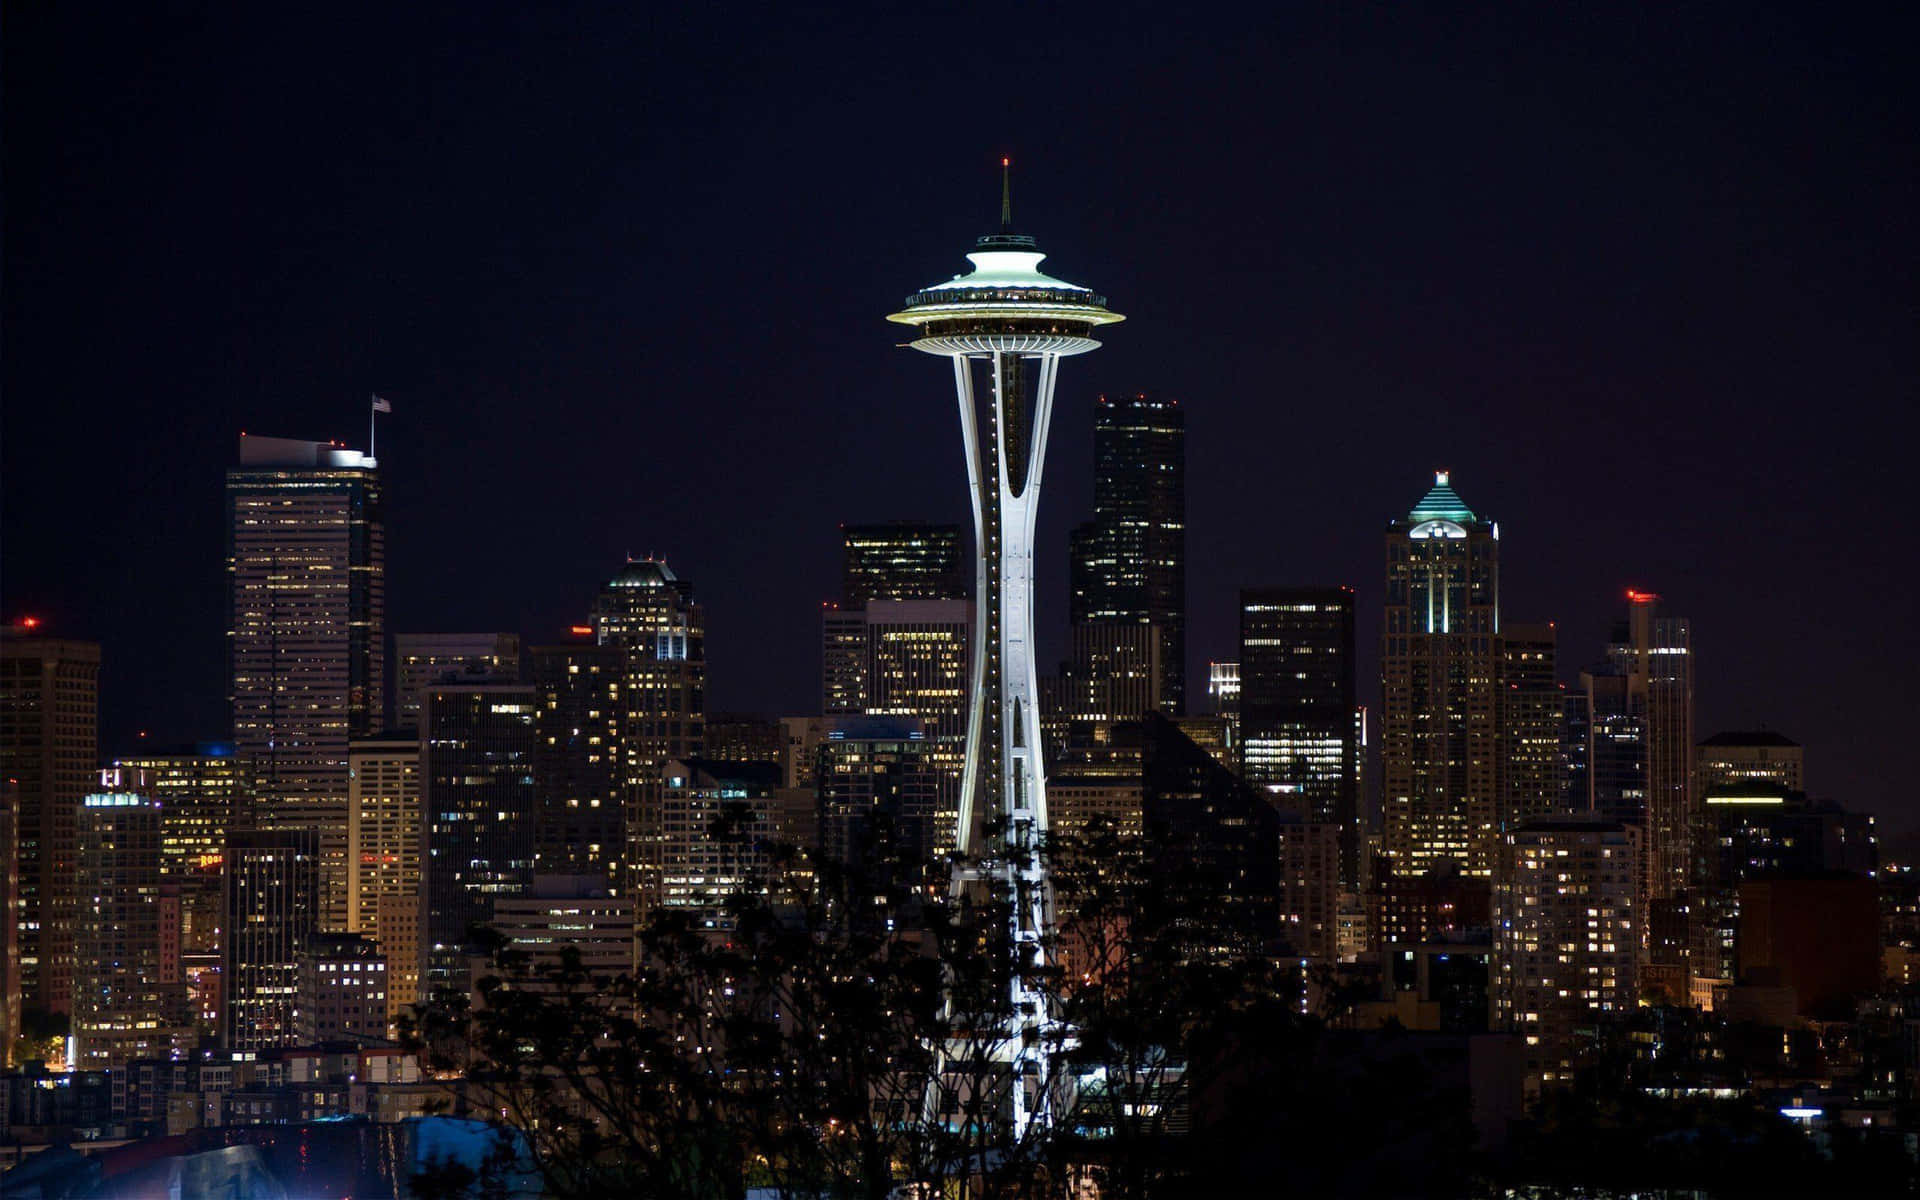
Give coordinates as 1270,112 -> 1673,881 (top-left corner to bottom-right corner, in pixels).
1626,589 -> 1659,605
1002,157 -> 1010,167
19,616 -> 40,629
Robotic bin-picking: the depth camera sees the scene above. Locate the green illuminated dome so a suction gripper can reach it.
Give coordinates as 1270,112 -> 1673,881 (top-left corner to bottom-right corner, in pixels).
1408,471 -> 1478,523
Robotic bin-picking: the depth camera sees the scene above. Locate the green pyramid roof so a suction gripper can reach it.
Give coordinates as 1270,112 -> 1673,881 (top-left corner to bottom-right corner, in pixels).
1408,472 -> 1477,522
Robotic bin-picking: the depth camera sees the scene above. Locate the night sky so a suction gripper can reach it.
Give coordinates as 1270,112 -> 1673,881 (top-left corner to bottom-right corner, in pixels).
4,5 -> 1914,825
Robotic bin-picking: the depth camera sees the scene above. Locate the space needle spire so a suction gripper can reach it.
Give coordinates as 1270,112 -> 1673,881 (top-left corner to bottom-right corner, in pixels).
887,162 -> 1123,1138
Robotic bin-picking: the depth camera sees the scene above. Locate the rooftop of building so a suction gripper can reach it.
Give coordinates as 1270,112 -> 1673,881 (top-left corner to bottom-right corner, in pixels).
1406,471 -> 1479,523
1700,729 -> 1801,748
606,557 -> 679,589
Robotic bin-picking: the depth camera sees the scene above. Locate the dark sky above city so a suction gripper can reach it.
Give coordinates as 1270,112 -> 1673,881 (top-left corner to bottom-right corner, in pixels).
4,4 -> 1914,823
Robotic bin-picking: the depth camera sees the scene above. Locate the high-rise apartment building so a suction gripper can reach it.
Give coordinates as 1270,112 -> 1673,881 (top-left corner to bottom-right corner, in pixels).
1493,819 -> 1640,1091
73,770 -> 170,1069
1068,393 -> 1187,713
345,736 -> 422,1021
1497,623 -> 1563,828
391,633 -> 521,732
840,522 -> 966,606
224,827 -> 320,1052
227,434 -> 385,931
1382,473 -> 1500,879
528,637 -> 625,882
422,684 -> 539,986
659,758 -> 779,929
1239,587 -> 1358,887
592,559 -> 704,915
704,713 -> 785,766
1,628 -> 100,1017
295,932 -> 388,1045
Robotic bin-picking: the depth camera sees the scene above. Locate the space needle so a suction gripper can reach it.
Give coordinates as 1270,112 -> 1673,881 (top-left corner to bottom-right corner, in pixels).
888,162 -> 1122,1136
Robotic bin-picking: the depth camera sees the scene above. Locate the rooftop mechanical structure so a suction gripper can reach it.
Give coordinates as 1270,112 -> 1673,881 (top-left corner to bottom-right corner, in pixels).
887,165 -> 1122,1137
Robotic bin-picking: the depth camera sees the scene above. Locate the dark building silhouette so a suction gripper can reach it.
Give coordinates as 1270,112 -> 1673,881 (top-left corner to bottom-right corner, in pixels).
390,633 -> 521,732
704,713 -> 786,766
1069,393 -> 1187,714
1140,712 -> 1280,949
1238,587 -> 1358,888
528,637 -> 625,882
422,683 -> 539,986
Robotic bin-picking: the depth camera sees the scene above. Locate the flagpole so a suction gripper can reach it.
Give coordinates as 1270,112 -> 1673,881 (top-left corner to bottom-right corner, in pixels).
369,397 -> 377,461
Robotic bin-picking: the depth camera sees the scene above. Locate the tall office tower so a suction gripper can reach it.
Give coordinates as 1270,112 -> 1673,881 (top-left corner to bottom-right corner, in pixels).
1,779 -> 17,1063
821,604 -> 872,716
227,434 -> 385,932
422,684 -> 539,987
887,172 -> 1123,1135
841,522 -> 967,605
705,713 -> 785,765
345,736 -> 422,1022
592,559 -> 705,915
1497,623 -> 1563,827
1559,689 -> 1592,812
1603,591 -> 1694,900
1382,472 -> 1501,879
1068,393 -> 1187,713
295,932 -> 388,1044
820,717 -> 940,877
224,827 -> 320,1052
391,633 -> 521,731
779,716 -> 828,790
72,770 -> 169,1069
113,744 -> 246,958
1696,730 -> 1803,795
1493,819 -> 1640,1092
1239,587 -> 1359,887
659,758 -> 779,929
528,638 -> 625,882
1,627 -> 101,1018
821,599 -> 972,859
1575,664 -> 1644,824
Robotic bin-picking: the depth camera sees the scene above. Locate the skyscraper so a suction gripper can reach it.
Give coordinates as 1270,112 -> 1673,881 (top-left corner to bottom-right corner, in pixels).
346,735 -> 422,1023
73,769 -> 170,1069
1612,592 -> 1693,900
421,684 -> 539,987
390,633 -> 521,732
658,758 -> 780,929
224,827 -> 320,1052
823,525 -> 971,844
528,636 -> 626,882
1494,818 -> 1640,1092
1497,623 -> 1563,828
1,625 -> 101,1017
2,622 -> 102,1013
227,434 -> 385,931
1238,587 -> 1358,887
819,716 -> 940,890
840,522 -> 966,606
1068,393 -> 1186,713
887,170 -> 1122,1135
1382,472 -> 1501,879
592,558 -> 705,915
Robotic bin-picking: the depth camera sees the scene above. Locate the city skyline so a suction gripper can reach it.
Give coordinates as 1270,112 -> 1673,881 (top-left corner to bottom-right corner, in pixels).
4,4 -> 1914,837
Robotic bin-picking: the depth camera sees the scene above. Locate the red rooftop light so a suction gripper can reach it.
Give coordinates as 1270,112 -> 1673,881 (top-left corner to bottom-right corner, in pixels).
1627,589 -> 1659,604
